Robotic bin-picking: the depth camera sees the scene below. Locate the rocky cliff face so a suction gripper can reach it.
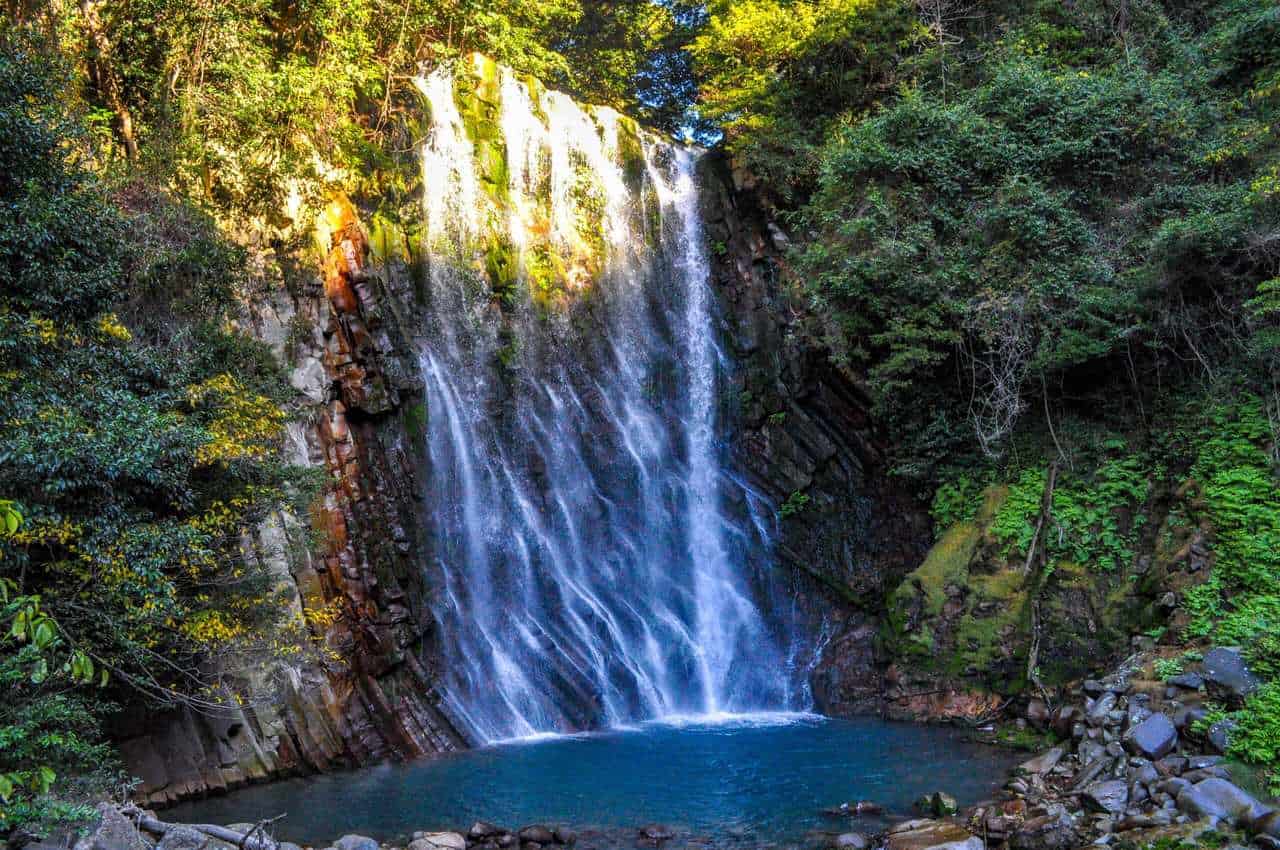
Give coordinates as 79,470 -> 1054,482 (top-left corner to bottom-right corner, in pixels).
115,62 -> 934,803
699,156 -> 931,714
116,196 -> 466,805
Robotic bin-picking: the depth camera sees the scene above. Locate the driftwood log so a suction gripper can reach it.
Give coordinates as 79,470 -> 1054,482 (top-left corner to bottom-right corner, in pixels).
121,804 -> 285,850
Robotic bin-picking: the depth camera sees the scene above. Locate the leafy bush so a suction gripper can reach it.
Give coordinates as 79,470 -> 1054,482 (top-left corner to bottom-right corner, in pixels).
1227,682 -> 1280,796
930,474 -> 981,531
789,1 -> 1279,477
780,491 -> 811,518
989,453 -> 1149,572
0,33 -> 314,833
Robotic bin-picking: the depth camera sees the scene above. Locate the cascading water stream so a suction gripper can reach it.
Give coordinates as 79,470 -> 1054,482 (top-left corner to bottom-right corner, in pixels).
414,57 -> 810,744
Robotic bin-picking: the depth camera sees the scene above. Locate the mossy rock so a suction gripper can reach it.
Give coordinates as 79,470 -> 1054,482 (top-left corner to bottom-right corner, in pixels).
368,213 -> 412,265
885,485 -> 1032,690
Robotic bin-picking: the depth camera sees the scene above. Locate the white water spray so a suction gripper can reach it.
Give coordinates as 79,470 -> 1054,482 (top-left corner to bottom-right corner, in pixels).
415,59 -> 806,743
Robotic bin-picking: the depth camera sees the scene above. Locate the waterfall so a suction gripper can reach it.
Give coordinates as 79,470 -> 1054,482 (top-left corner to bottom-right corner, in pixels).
414,56 -> 806,743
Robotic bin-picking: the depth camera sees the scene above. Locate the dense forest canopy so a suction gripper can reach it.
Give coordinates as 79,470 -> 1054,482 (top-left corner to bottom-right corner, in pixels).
1,0 -> 1278,834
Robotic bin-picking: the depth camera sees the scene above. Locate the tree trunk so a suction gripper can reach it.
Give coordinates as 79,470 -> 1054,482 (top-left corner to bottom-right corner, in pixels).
78,0 -> 138,160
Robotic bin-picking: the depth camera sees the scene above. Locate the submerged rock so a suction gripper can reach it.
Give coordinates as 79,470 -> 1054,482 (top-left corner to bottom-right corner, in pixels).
516,826 -> 555,845
832,833 -> 868,849
335,836 -> 380,850
637,825 -> 674,842
823,801 -> 883,817
912,792 -> 958,817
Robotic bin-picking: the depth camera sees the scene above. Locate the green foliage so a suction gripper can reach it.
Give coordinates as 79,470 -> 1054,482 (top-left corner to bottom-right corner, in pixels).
989,454 -> 1149,573
689,0 -> 924,199
0,33 -> 312,832
1153,657 -> 1184,679
1177,398 -> 1280,644
1227,682 -> 1280,796
929,474 -> 981,531
0,513 -> 118,833
19,0 -> 698,223
786,0 -> 1279,477
780,490 -> 811,518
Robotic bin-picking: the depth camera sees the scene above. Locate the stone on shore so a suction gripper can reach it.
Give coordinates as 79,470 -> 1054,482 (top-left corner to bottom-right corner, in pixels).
1124,712 -> 1178,760
1201,648 -> 1259,703
409,833 -> 466,850
155,826 -> 210,850
1082,780 -> 1129,816
885,819 -> 979,850
1018,746 -> 1064,775
73,804 -> 151,850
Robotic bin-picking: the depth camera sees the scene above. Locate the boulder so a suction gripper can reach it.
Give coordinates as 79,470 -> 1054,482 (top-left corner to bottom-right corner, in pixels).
1008,811 -> 1078,850
913,792 -> 958,817
1087,693 -> 1117,726
637,825 -> 673,842
1082,780 -> 1129,815
1051,706 -> 1080,738
1254,809 -> 1280,840
833,834 -> 868,849
1124,713 -> 1178,760
551,827 -> 576,846
1176,784 -> 1231,822
1026,699 -> 1050,730
156,827 -> 210,850
1201,648 -> 1259,703
74,804 -> 151,850
1186,778 -> 1269,825
1207,718 -> 1236,754
517,827 -> 555,845
469,823 -> 503,840
1168,673 -> 1204,691
885,820 -> 980,850
1018,747 -> 1064,775
408,834 -> 466,850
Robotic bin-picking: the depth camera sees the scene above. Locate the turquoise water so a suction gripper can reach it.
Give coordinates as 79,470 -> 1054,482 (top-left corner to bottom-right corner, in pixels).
165,715 -> 1018,847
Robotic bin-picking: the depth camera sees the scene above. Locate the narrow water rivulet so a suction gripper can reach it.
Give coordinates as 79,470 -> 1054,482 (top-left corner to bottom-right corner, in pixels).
413,58 -> 812,744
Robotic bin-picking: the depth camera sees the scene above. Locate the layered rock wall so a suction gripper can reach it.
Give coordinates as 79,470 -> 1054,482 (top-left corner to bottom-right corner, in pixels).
699,156 -> 931,713
115,197 -> 465,805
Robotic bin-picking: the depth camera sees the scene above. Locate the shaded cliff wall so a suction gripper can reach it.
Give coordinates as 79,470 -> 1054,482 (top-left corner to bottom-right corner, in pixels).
698,155 -> 932,714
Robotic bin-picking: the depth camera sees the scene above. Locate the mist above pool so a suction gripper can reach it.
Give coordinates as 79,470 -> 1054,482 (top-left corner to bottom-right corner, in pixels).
165,715 -> 1019,847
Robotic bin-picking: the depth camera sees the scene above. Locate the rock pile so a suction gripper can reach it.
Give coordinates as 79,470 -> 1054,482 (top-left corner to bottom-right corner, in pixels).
972,648 -> 1279,849
863,648 -> 1278,850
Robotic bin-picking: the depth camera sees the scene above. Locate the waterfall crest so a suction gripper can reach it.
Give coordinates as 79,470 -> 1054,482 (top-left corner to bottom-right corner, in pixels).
414,55 -> 806,743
